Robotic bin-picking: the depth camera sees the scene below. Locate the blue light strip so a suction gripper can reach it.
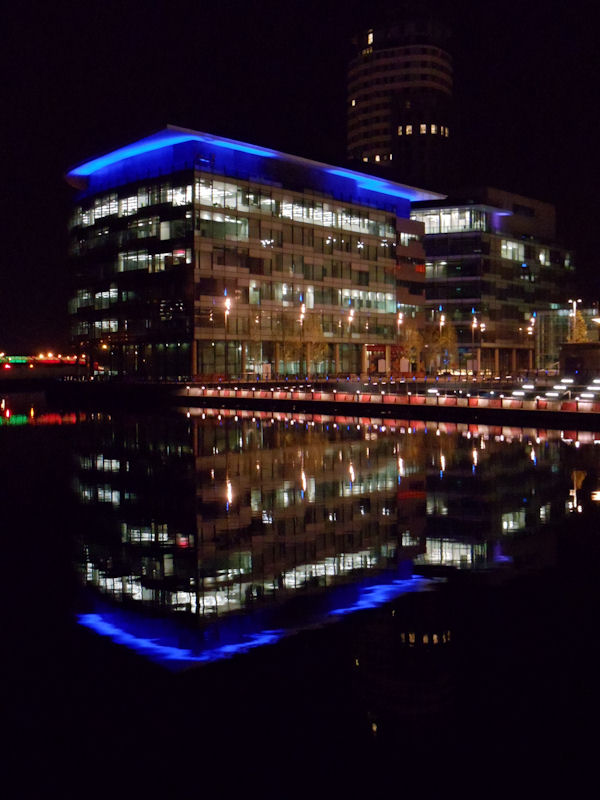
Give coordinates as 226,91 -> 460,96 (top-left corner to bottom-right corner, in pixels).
325,168 -> 427,203
77,574 -> 430,670
68,129 -> 278,178
66,126 -> 442,204
78,614 -> 284,663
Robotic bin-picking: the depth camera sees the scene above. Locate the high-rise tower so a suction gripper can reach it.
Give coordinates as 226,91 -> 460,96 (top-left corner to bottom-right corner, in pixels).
346,5 -> 454,190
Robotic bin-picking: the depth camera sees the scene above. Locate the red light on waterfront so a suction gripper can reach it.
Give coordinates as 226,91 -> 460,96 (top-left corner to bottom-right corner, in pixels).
3,363 -> 11,370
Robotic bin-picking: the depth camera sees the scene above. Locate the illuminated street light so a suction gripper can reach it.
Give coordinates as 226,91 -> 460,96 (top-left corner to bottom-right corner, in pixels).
224,294 -> 232,378
568,298 -> 582,340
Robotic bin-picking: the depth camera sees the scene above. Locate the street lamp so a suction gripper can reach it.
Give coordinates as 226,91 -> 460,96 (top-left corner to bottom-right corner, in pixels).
479,323 -> 486,376
299,303 -> 306,375
568,298 -> 582,340
224,295 -> 232,378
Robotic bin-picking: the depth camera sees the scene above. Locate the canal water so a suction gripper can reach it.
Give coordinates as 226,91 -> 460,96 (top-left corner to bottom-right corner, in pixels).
3,401 -> 600,790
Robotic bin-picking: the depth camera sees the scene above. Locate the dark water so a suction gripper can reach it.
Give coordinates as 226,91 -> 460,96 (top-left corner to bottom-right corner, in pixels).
3,403 -> 600,790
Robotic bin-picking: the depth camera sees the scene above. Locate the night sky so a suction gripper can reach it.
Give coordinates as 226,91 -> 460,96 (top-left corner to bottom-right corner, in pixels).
2,0 -> 598,352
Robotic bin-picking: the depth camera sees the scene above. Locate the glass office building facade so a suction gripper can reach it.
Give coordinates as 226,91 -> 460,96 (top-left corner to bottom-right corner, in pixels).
67,127 -> 439,380
411,189 -> 573,375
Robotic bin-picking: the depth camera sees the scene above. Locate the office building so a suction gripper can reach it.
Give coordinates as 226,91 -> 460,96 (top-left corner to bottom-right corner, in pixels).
67,126 -> 439,380
411,188 -> 573,375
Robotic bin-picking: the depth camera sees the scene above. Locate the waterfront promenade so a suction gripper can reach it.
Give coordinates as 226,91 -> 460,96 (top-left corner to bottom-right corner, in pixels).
172,376 -> 600,428
4,374 -> 600,428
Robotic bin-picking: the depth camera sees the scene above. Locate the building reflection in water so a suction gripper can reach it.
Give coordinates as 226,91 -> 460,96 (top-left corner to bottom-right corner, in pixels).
72,408 -> 580,666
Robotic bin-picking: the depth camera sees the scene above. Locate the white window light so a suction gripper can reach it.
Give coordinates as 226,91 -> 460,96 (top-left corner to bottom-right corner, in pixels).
420,124 -> 427,134
351,99 -> 356,107
406,125 -> 413,135
397,125 -> 403,135
431,124 -> 437,134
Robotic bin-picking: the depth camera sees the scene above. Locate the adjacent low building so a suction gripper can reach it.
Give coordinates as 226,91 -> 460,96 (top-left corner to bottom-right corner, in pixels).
66,126 -> 440,381
411,187 -> 574,375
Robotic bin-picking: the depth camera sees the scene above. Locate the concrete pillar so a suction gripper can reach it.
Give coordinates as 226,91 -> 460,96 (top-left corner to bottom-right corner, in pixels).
334,343 -> 340,374
305,341 -> 312,377
191,339 -> 198,379
477,346 -> 481,375
275,342 -> 281,376
494,348 -> 500,376
385,345 -> 391,375
241,342 -> 246,377
361,344 -> 369,375
528,347 -> 533,371
511,348 -> 517,373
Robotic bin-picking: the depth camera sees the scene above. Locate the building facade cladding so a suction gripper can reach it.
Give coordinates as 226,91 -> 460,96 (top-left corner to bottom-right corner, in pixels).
347,16 -> 454,189
411,189 -> 574,375
67,127 -> 438,381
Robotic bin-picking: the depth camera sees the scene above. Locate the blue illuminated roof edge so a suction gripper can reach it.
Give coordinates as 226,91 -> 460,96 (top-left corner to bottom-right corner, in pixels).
66,124 -> 444,204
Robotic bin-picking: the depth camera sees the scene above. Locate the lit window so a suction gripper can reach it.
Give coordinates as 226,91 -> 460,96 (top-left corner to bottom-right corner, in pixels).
362,156 -> 368,162
431,124 -> 437,134
351,99 -> 356,107
375,154 -> 380,162
420,124 -> 427,134
397,125 -> 403,136
501,239 -> 525,261
367,29 -> 374,45
389,153 -> 393,160
405,125 -> 413,135
445,127 -> 450,137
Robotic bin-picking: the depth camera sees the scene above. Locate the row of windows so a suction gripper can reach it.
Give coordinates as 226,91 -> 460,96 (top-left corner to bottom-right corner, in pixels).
351,53 -> 452,73
411,208 -> 487,235
398,123 -> 449,136
70,217 -> 193,256
349,72 -> 453,93
72,181 -> 400,240
358,41 -> 450,59
71,185 -> 194,227
71,317 -> 187,338
195,180 -> 397,236
195,311 -> 398,339
199,250 -> 398,285
117,248 -> 192,273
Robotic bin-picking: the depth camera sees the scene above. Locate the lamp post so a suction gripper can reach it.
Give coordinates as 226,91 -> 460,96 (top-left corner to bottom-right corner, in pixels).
439,313 -> 445,372
396,311 -> 404,375
224,295 -> 231,379
479,322 -> 486,376
568,298 -> 582,341
299,303 -> 306,375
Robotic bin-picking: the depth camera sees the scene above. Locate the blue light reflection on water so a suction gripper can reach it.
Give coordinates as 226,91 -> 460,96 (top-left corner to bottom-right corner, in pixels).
77,568 -> 430,671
